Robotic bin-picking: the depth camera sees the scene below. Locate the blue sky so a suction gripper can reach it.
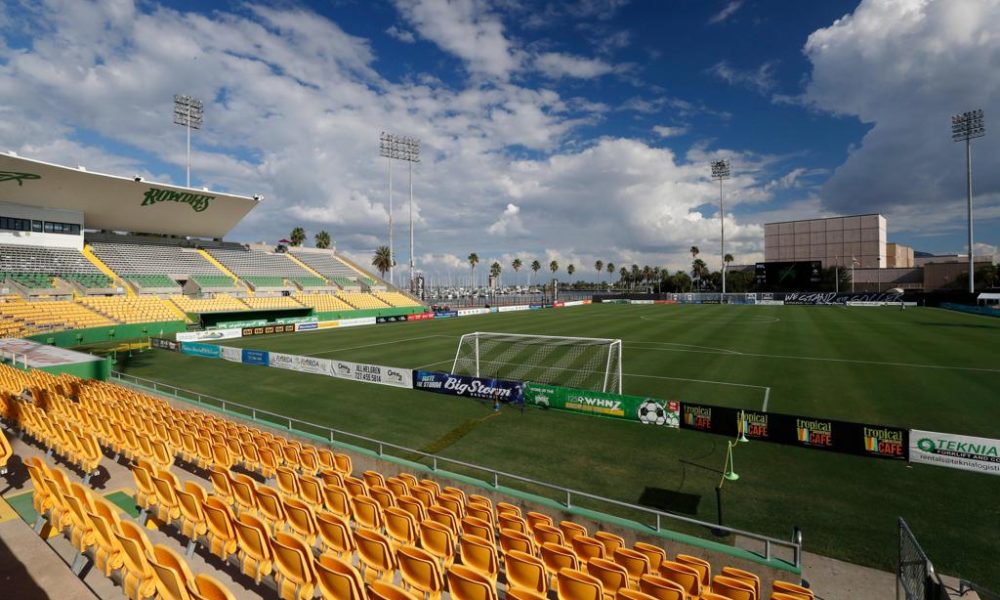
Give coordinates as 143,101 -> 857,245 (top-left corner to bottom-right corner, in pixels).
1,0 -> 997,282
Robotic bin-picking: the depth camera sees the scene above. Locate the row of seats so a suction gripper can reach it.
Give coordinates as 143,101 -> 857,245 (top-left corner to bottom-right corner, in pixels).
24,456 -> 236,600
374,292 -> 422,308
170,295 -> 249,314
294,294 -> 357,312
62,273 -> 115,289
191,275 -> 238,289
2,271 -> 54,288
89,242 -> 224,276
127,274 -> 181,290
339,292 -> 391,310
243,296 -> 306,310
207,248 -> 313,278
0,299 -> 114,331
79,296 -> 181,323
0,244 -> 102,275
0,364 -> 813,600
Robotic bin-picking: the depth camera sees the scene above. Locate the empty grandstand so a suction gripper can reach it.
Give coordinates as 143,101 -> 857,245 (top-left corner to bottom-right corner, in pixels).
290,248 -> 381,290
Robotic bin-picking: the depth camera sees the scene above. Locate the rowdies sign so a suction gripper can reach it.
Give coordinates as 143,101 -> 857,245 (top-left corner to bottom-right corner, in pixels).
679,403 -> 907,459
141,187 -> 214,212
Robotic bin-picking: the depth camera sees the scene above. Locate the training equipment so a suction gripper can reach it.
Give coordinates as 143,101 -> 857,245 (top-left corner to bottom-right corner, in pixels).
451,332 -> 622,393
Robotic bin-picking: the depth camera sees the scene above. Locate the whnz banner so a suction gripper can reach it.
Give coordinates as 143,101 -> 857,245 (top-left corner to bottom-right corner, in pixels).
524,383 -> 679,429
909,430 -> 1000,475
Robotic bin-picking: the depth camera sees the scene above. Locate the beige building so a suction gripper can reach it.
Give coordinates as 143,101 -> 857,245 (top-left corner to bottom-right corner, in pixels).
764,214 -> 886,269
885,243 -> 914,268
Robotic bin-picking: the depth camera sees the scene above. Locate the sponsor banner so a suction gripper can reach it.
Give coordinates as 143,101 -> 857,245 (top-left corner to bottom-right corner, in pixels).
782,292 -> 902,306
562,300 -> 585,307
241,324 -> 296,337
150,337 -> 179,352
413,371 -> 524,402
434,311 -> 458,319
524,383 -> 680,428
497,305 -> 531,313
376,315 -> 410,324
910,430 -> 1000,475
457,308 -> 490,317
583,300 -> 592,305
338,317 -> 377,328
220,346 -> 242,363
318,321 -> 340,329
294,355 -> 332,376
241,349 -> 269,366
177,328 -> 242,342
330,359 -> 413,388
630,300 -> 655,305
212,319 -> 267,329
529,304 -> 543,310
553,301 -> 565,308
275,316 -> 316,324
653,300 -> 677,305
268,352 -> 296,370
180,342 -> 221,358
679,403 -> 907,459
409,312 -> 435,321
757,300 -> 785,306
295,322 -> 319,331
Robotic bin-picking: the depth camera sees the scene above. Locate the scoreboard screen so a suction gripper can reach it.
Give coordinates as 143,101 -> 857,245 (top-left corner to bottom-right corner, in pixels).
755,261 -> 822,290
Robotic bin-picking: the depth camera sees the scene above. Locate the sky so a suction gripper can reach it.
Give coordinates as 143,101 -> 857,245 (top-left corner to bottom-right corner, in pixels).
1,0 -> 998,284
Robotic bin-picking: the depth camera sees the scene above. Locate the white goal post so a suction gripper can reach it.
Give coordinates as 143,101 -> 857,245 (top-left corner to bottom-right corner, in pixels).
451,332 -> 623,394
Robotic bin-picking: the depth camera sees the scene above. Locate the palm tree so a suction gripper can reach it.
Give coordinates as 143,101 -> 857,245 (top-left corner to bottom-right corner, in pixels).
607,262 -> 615,286
567,264 -> 575,280
314,230 -> 331,249
642,265 -> 652,289
290,227 -> 306,247
690,246 -> 699,260
372,246 -> 392,279
530,260 -> 541,286
724,253 -> 734,266
468,253 -> 479,288
490,261 -> 502,288
512,258 -> 523,285
549,260 -> 559,276
619,266 -> 628,287
594,260 -> 603,286
630,264 -> 640,291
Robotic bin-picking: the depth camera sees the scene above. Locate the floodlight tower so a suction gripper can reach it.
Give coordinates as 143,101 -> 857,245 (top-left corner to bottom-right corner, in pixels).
711,160 -> 731,296
380,133 -> 421,289
173,94 -> 203,187
951,109 -> 985,293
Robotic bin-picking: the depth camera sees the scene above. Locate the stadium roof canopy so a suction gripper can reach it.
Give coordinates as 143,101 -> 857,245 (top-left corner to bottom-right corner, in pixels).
0,152 -> 259,239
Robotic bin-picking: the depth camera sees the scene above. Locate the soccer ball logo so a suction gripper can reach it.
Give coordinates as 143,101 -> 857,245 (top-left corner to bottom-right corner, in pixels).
638,399 -> 667,425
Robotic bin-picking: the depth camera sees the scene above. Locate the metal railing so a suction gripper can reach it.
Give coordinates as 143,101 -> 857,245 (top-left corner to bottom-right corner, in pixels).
111,370 -> 803,568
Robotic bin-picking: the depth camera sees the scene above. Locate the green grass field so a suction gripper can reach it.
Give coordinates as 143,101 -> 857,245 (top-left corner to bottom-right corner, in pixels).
106,304 -> 1000,586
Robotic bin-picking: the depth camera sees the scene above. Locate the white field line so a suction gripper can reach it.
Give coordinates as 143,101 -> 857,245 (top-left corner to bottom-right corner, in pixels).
414,359 -> 454,370
623,340 -> 1000,374
303,335 -> 454,357
624,341 -> 742,355
763,387 -> 771,412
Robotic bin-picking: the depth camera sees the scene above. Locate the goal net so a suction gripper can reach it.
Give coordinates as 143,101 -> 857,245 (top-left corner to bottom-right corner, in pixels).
451,332 -> 622,394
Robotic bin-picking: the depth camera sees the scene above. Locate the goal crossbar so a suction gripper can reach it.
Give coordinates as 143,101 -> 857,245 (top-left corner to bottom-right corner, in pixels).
451,331 -> 622,393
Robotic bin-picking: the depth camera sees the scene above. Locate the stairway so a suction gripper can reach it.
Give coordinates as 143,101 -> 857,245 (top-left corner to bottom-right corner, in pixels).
81,245 -> 134,297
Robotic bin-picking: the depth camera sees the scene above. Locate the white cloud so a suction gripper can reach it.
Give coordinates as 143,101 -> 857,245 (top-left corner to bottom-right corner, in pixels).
393,0 -> 520,78
487,203 -> 527,236
0,0 -> 799,278
534,52 -> 615,79
708,0 -> 744,25
652,125 -> 688,138
385,25 -> 416,43
708,60 -> 777,94
801,0 -> 1000,240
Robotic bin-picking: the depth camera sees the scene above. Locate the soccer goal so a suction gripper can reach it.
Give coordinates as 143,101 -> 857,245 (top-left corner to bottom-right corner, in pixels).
451,332 -> 622,393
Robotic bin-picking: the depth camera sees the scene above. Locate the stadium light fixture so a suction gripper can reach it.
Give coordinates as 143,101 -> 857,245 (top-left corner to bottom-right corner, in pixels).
711,160 -> 731,297
951,109 -> 985,293
380,132 -> 421,290
173,94 -> 203,188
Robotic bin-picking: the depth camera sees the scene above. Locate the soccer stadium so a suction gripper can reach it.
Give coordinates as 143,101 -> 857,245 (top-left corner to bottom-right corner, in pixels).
1,2 -> 999,600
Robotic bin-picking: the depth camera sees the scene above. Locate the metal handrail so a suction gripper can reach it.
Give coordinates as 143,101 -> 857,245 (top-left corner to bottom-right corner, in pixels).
111,370 -> 802,567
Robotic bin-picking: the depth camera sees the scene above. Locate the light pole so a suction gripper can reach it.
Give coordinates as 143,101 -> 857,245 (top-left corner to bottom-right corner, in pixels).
951,109 -> 985,294
173,94 -> 203,187
380,133 -> 421,289
851,256 -> 859,293
711,159 -> 731,297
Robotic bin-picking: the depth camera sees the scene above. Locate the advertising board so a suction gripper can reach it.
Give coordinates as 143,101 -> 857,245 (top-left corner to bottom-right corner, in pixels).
412,370 -> 524,402
176,328 -> 242,342
909,430 -> 1000,475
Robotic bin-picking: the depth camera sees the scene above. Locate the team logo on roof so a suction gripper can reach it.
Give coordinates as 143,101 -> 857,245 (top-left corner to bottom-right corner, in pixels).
0,171 -> 41,186
141,187 -> 214,212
